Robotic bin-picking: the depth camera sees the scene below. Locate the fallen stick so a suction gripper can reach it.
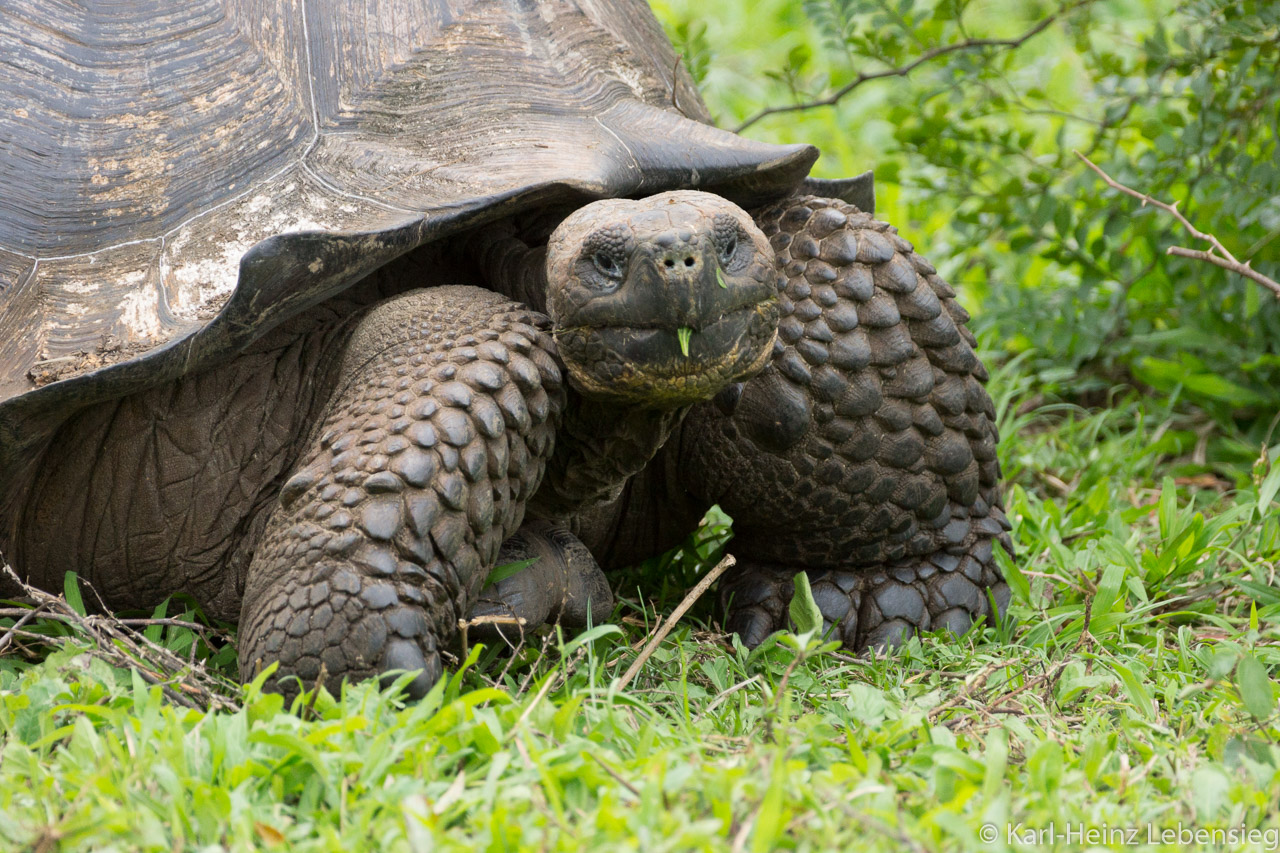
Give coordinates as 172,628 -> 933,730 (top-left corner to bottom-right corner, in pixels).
617,553 -> 736,691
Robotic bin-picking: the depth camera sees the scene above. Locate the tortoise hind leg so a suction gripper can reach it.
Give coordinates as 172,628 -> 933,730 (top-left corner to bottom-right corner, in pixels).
681,195 -> 1013,650
238,286 -> 564,699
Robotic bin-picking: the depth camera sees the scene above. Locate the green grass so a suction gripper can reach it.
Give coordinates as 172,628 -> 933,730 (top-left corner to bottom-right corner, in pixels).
5,0 -> 1280,849
3,366 -> 1279,850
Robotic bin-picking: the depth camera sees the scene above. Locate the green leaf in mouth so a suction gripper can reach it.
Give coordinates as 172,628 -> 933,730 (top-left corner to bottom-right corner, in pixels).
716,267 -> 727,289
677,326 -> 692,357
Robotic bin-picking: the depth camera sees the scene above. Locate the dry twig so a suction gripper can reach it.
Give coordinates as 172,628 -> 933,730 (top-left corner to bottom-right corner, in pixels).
1076,151 -> 1280,298
0,561 -> 240,712
587,753 -> 643,799
735,1 -> 1091,132
617,554 -> 736,690
927,599 -> 1096,731
925,656 -> 1018,723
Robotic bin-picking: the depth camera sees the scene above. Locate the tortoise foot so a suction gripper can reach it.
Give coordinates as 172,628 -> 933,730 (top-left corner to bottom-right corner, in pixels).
721,505 -> 1012,651
241,561 -> 445,700
467,520 -> 614,647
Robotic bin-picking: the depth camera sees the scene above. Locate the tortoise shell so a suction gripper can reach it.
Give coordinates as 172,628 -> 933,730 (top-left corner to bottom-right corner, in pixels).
0,0 -> 817,488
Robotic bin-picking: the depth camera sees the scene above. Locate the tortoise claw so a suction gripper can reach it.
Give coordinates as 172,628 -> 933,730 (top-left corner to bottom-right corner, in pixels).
381,638 -> 442,700
467,521 -> 613,646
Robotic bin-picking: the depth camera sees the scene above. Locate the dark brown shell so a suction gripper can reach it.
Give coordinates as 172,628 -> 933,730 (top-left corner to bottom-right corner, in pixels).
0,0 -> 816,481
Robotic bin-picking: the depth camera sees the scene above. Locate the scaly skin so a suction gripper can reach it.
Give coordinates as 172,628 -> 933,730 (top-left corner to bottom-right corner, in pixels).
468,520 -> 612,647
683,196 -> 1012,647
238,287 -> 565,698
13,189 -> 1010,696
544,192 -> 778,408
475,194 -> 1014,652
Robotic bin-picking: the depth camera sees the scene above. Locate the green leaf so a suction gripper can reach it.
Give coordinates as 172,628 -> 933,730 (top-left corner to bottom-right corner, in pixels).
1208,648 -> 1238,681
982,728 -> 1008,798
751,755 -> 787,853
1157,477 -> 1178,540
558,624 -> 623,657
998,546 -> 1031,605
1091,562 -> 1127,622
1181,372 -> 1265,405
1258,457 -> 1280,519
789,572 -> 823,635
63,572 -> 85,617
1109,660 -> 1155,720
483,558 -> 536,589
145,599 -> 168,644
1246,281 -> 1261,319
715,267 -> 727,289
677,327 -> 692,357
1236,653 -> 1274,720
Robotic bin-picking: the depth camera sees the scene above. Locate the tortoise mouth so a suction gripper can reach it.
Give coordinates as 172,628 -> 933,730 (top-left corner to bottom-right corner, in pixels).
554,300 -> 779,408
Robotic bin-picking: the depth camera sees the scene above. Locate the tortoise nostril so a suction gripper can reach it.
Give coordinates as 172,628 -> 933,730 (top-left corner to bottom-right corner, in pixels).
664,259 -> 675,268
684,256 -> 695,267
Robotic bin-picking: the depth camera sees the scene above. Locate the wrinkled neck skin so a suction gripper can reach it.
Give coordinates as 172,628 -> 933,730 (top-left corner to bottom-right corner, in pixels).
528,392 -> 686,522
459,219 -> 551,314
559,414 -> 713,571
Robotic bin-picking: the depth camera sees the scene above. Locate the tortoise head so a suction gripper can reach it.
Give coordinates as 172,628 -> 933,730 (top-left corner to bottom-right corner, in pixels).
544,191 -> 779,408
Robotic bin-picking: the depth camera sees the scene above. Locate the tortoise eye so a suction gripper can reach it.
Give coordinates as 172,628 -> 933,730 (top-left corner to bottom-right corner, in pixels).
593,252 -> 623,279
713,214 -> 749,271
717,235 -> 739,267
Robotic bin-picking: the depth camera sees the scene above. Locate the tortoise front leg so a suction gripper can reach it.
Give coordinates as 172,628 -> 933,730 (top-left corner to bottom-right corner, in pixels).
238,286 -> 564,699
465,520 -> 613,646
681,196 -> 1013,650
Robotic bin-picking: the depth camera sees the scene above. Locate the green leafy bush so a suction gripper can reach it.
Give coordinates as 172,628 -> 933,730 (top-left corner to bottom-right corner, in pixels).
658,0 -> 1280,445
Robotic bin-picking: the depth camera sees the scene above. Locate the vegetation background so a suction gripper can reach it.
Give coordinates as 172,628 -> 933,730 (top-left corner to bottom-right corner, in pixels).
2,0 -> 1279,849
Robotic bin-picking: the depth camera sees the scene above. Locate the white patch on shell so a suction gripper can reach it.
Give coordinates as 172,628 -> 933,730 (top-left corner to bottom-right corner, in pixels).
115,270 -> 162,341
62,279 -> 101,295
609,60 -> 648,100
163,239 -> 250,321
162,175 -> 349,322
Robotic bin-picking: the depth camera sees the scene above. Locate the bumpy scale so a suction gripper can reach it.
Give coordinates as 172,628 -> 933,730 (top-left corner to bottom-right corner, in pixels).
239,287 -> 564,698
678,196 -> 1013,648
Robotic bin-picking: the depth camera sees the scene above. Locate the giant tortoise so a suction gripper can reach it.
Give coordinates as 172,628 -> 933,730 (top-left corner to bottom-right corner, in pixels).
0,0 -> 1011,697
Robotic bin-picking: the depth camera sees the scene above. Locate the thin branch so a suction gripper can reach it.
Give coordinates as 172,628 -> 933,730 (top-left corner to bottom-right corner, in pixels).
735,1 -> 1089,133
697,674 -> 763,719
616,554 -> 736,691
1078,151 -> 1234,256
587,753 -> 643,799
1076,151 -> 1280,298
1166,247 -> 1280,294
928,599 -> 1094,731
0,560 -> 240,712
925,656 -> 1016,722
0,606 -> 43,654
0,609 -> 212,632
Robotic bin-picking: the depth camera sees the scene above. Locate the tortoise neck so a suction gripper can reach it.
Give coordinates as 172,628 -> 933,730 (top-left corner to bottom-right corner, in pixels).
556,415 -> 714,571
459,223 -> 549,314
528,394 -> 686,523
